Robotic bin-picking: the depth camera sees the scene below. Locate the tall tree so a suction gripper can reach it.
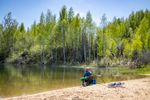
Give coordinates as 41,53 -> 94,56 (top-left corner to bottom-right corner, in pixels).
100,14 -> 107,63
31,20 -> 37,47
20,23 -> 25,33
84,26 -> 86,63
0,24 -> 3,60
59,5 -> 68,64
86,11 -> 92,63
2,12 -> 18,59
46,9 -> 54,61
32,20 -> 37,38
68,7 -> 74,63
74,13 -> 80,64
39,12 -> 45,62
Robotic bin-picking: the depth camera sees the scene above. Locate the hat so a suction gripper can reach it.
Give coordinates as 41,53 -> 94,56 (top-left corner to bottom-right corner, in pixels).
86,67 -> 89,70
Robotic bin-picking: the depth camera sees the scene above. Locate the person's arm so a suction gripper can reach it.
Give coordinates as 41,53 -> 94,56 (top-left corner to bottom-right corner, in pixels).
83,73 -> 87,77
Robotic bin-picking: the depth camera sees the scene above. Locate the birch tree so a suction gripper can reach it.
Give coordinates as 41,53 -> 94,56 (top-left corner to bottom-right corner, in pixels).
86,11 -> 92,63
59,5 -> 68,64
68,7 -> 74,62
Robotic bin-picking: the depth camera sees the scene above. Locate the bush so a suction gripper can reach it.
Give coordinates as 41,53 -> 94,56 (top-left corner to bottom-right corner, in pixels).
128,52 -> 150,68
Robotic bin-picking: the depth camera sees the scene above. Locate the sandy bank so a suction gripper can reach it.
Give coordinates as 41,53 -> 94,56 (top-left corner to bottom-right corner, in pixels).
3,77 -> 150,100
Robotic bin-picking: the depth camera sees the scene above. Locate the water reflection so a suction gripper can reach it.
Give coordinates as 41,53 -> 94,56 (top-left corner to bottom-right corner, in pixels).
0,65 -> 148,98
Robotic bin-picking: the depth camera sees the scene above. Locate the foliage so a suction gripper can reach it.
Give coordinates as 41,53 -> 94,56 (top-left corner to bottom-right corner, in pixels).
0,7 -> 150,66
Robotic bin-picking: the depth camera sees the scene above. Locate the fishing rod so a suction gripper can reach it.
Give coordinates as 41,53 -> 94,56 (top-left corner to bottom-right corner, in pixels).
96,75 -> 105,83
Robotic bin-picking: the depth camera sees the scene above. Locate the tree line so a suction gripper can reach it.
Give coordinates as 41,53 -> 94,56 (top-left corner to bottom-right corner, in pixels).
0,5 -> 150,65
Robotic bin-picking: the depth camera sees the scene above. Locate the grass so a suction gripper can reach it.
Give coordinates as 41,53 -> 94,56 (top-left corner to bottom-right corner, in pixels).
118,64 -> 150,75
136,64 -> 150,74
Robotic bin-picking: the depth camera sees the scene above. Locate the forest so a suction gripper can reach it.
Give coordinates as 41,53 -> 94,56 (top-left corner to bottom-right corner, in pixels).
0,5 -> 150,68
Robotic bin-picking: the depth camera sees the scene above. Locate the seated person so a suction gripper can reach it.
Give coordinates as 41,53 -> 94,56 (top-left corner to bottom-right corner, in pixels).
81,67 -> 93,86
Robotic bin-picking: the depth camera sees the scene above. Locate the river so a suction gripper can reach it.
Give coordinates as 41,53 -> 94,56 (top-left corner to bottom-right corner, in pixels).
0,64 -> 147,98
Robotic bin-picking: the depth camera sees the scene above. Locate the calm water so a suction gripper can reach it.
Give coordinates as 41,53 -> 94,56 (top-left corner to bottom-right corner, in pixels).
0,64 -> 147,98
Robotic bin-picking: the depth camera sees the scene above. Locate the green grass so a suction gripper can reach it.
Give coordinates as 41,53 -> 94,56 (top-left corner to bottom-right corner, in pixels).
136,64 -> 150,74
118,64 -> 150,75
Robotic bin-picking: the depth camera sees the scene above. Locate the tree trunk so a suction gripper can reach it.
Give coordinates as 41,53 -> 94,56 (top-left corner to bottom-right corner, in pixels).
63,24 -> 66,64
103,30 -> 105,64
119,35 -> 121,58
89,33 -> 91,64
69,26 -> 72,63
75,33 -> 78,64
94,40 -> 95,61
72,38 -> 74,63
50,33 -> 53,61
84,27 -> 86,63
79,31 -> 82,64
97,43 -> 99,66
55,37 -> 57,64
51,45 -> 53,61
43,38 -> 44,63
40,39 -> 42,62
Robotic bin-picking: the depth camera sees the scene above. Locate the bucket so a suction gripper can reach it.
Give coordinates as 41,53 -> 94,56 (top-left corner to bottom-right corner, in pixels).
93,79 -> 97,84
90,79 -> 96,85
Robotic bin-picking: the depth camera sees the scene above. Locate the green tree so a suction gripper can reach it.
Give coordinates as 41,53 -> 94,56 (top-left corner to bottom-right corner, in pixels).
59,5 -> 68,64
39,12 -> 45,62
86,11 -> 92,63
99,14 -> 107,63
132,30 -> 142,54
68,7 -> 74,62
109,39 -> 117,57
0,24 -> 3,60
31,20 -> 37,38
74,13 -> 80,64
2,12 -> 18,59
20,23 -> 25,33
137,18 -> 149,49
46,9 -> 54,61
146,30 -> 150,51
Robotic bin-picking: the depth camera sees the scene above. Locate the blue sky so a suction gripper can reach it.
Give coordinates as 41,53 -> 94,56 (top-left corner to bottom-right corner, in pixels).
0,0 -> 150,30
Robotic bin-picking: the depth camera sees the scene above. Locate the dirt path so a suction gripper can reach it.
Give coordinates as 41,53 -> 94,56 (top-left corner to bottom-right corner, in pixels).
4,77 -> 150,100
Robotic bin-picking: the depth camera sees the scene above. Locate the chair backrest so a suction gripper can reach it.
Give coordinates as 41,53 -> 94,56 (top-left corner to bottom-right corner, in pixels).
89,76 -> 93,79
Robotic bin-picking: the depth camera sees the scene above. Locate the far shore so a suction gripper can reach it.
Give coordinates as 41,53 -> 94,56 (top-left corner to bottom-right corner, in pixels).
3,77 -> 150,100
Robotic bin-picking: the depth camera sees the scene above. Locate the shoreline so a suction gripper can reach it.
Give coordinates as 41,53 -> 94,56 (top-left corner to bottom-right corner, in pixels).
3,77 -> 150,100
3,86 -> 80,100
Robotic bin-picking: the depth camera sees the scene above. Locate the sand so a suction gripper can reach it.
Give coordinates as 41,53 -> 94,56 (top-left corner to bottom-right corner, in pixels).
3,77 -> 150,100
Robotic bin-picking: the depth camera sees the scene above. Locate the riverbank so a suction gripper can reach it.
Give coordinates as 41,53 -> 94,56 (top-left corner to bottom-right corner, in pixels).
3,77 -> 150,100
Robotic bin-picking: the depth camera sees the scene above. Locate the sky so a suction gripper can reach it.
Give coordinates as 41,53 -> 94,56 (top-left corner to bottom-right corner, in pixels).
0,0 -> 150,30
